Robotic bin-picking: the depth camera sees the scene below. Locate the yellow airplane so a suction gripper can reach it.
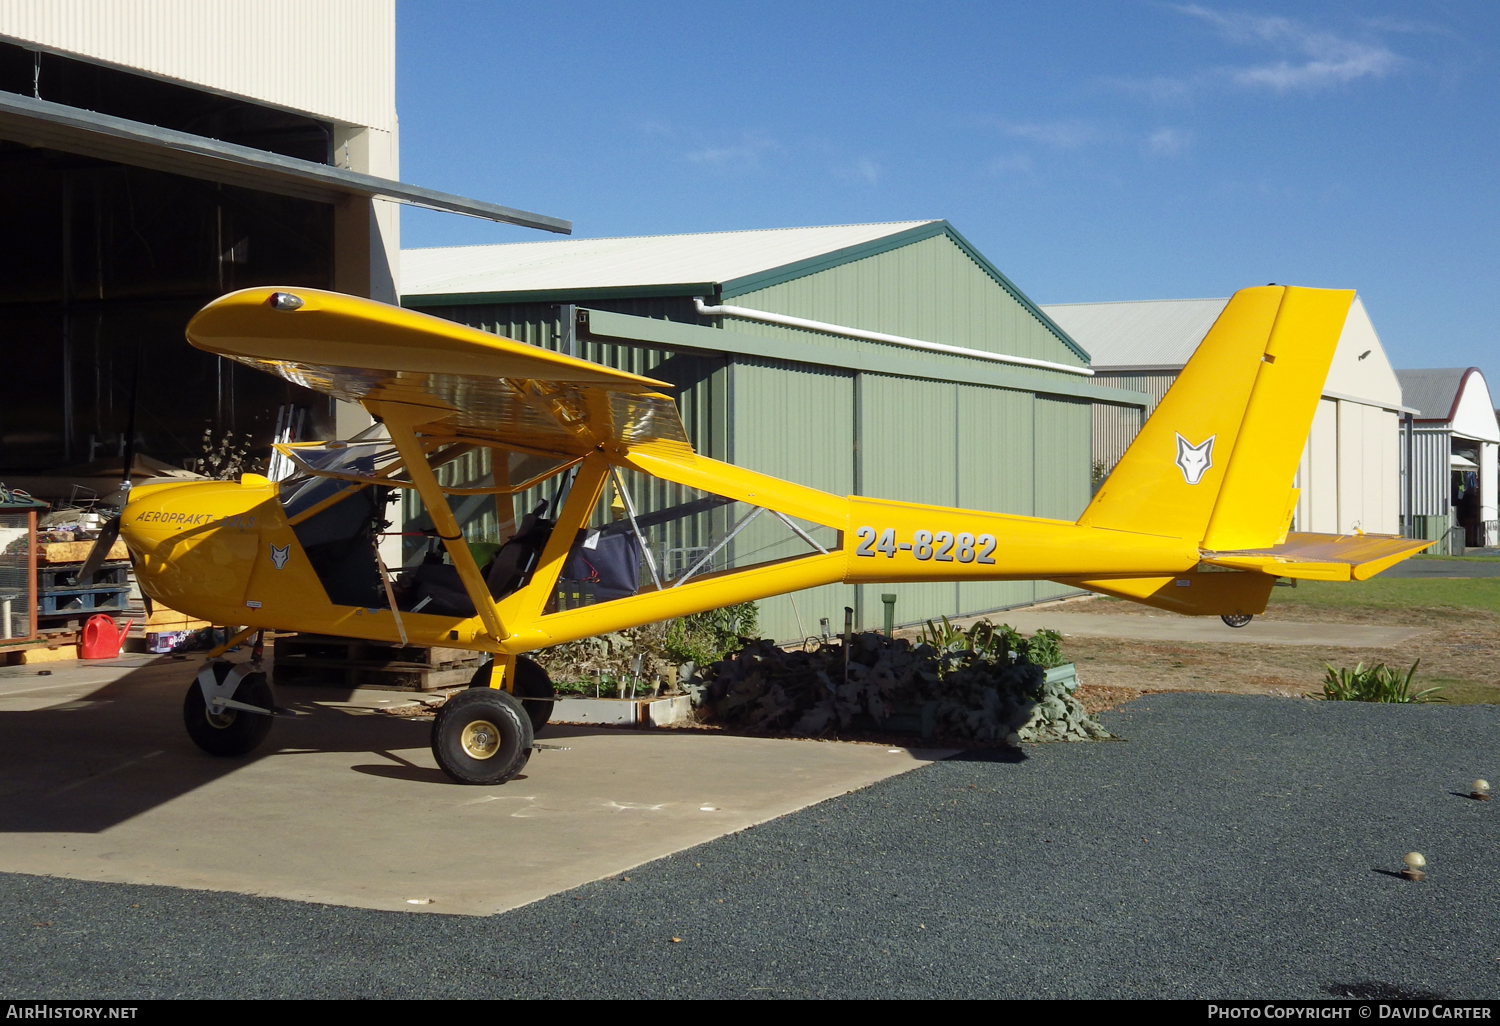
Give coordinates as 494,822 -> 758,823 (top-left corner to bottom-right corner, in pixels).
92,284 -> 1431,785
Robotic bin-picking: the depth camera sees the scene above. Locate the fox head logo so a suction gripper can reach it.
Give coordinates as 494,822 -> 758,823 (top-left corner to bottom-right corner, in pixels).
1174,433 -> 1215,485
269,544 -> 290,570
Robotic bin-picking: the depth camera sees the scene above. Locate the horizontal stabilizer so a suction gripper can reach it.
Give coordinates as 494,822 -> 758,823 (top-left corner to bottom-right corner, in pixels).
1201,532 -> 1435,582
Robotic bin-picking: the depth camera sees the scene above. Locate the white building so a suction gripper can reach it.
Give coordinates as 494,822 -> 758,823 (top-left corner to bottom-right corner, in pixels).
1396,368 -> 1499,550
1042,295 -> 1410,536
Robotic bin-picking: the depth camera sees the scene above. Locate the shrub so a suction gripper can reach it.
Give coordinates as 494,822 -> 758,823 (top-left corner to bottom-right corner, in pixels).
1318,659 -> 1444,703
663,602 -> 759,667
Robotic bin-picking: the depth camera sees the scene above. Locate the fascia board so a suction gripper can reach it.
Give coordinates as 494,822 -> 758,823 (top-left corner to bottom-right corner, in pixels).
580,308 -> 1145,406
1092,364 -> 1186,374
403,284 -> 713,308
1320,390 -> 1421,415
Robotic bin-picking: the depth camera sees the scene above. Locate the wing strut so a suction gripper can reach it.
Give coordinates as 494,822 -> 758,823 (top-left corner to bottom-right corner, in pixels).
609,466 -> 663,591
372,401 -> 506,645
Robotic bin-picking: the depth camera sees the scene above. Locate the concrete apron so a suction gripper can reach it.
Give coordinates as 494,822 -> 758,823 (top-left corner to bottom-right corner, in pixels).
0,656 -> 951,917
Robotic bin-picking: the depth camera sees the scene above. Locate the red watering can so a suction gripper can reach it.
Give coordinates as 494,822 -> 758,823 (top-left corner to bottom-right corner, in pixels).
80,614 -> 132,660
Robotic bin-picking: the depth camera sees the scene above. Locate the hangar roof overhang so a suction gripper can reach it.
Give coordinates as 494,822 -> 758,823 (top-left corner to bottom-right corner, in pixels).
0,90 -> 571,233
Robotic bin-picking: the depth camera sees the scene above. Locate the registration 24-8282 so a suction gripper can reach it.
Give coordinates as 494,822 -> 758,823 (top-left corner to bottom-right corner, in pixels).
852,526 -> 998,564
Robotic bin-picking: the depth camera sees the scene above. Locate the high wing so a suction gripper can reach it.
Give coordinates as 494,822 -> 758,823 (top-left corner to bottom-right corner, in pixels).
185,287 -> 693,460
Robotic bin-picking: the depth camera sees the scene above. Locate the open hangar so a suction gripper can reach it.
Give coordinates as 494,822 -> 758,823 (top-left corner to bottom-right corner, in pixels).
0,2 -> 561,504
402,221 -> 1148,641
1396,367 -> 1499,551
1044,295 -> 1410,538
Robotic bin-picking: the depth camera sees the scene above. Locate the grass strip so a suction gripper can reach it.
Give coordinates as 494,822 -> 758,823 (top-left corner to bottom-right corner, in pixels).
1268,577 -> 1500,614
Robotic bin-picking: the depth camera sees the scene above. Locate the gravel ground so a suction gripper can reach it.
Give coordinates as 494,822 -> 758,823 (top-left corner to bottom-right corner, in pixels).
2,693 -> 1497,1000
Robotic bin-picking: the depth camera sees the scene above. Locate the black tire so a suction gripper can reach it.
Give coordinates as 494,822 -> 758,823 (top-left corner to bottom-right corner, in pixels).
183,666 -> 275,757
432,688 -> 533,785
469,656 -> 554,735
1221,613 -> 1253,628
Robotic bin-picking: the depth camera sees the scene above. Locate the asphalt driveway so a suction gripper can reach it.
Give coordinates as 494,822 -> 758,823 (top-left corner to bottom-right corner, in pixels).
2,694 -> 1496,999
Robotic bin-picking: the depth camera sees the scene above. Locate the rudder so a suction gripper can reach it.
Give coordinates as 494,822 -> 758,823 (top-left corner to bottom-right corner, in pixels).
1080,286 -> 1354,550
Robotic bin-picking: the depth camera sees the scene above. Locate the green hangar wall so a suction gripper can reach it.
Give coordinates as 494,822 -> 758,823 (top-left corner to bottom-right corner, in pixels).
403,220 -> 1144,641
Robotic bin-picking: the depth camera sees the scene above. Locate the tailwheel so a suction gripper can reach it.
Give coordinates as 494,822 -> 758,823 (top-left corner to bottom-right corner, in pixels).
432,688 -> 533,785
183,664 -> 275,757
1221,613 -> 1253,628
469,656 -> 555,735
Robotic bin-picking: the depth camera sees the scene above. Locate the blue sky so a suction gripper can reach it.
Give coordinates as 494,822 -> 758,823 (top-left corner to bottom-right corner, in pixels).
397,1 -> 1499,386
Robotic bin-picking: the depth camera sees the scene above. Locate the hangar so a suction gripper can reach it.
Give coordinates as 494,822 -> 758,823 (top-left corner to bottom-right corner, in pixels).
1043,296 -> 1410,537
402,222 -> 1148,640
0,2 -> 564,501
1397,368 -> 1499,551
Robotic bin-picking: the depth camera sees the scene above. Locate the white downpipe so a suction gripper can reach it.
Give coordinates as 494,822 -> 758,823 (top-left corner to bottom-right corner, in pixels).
693,298 -> 1094,377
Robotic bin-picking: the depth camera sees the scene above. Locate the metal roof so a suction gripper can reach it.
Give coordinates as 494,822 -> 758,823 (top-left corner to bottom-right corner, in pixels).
402,221 -> 939,299
1396,368 -> 1476,422
1038,297 -> 1230,369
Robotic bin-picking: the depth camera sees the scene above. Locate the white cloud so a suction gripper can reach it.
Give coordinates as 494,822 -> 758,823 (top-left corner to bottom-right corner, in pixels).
685,132 -> 781,170
988,153 -> 1034,176
849,157 -> 880,186
1004,120 -> 1104,149
1177,5 -> 1403,92
1146,127 -> 1192,156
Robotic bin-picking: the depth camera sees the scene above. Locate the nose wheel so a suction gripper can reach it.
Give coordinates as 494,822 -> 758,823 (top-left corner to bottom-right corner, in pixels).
1221,613 -> 1253,628
183,662 -> 275,756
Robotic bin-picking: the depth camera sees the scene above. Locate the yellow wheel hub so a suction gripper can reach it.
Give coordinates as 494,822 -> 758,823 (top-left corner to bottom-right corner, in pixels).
460,719 -> 502,760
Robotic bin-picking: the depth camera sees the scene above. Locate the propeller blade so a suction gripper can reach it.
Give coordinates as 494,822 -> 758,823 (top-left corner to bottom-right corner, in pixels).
77,514 -> 121,584
116,341 -> 143,501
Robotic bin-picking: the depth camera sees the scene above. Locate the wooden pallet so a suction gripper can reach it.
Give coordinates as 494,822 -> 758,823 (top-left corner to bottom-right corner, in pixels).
271,633 -> 483,691
37,540 -> 129,564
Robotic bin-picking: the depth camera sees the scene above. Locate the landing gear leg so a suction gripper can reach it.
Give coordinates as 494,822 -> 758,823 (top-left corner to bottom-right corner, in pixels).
183,661 -> 275,756
469,656 -> 555,735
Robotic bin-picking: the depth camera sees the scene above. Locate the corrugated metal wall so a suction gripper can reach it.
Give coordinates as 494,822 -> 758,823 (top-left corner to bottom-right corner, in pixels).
724,233 -> 1086,373
1033,396 -> 1092,601
1091,369 -> 1174,477
1408,428 -> 1452,516
730,356 -> 854,641
957,383 -> 1037,615
2,0 -> 397,130
1092,403 -> 1143,481
857,374 -> 960,630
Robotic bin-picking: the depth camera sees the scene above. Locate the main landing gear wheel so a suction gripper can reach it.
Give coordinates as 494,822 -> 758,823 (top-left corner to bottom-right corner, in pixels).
469,656 -> 554,735
183,665 -> 275,757
1221,613 -> 1253,628
432,688 -> 533,785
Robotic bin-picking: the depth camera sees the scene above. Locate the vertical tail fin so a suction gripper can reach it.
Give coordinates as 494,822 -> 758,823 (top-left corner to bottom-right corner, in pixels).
1080,286 -> 1354,548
